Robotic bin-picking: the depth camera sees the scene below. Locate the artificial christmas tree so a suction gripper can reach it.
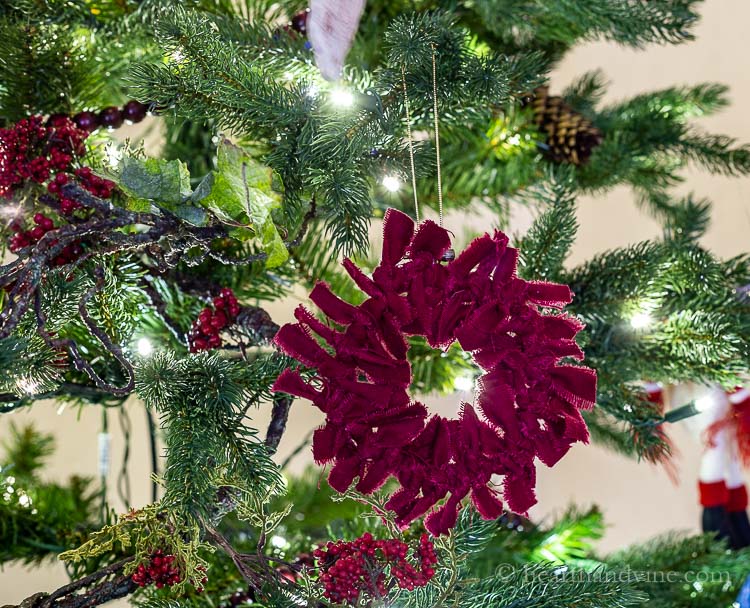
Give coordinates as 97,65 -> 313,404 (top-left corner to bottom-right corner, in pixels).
2,1 -> 750,607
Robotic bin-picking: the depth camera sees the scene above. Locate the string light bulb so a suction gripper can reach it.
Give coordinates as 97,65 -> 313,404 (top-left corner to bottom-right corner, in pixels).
382,175 -> 401,193
629,310 -> 653,330
694,394 -> 717,413
330,88 -> 354,107
137,337 -> 153,357
170,48 -> 186,63
16,378 -> 39,395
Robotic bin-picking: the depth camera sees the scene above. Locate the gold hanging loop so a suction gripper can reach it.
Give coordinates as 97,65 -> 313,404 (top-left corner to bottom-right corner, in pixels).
431,44 -> 444,228
401,64 -> 420,223
431,45 -> 454,261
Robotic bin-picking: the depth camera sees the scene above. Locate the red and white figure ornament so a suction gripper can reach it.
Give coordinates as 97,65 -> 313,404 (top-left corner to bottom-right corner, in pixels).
699,385 -> 750,548
661,382 -> 750,548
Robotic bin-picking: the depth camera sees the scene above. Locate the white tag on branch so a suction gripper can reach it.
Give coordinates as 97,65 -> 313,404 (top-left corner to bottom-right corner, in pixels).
98,432 -> 111,478
308,0 -> 366,81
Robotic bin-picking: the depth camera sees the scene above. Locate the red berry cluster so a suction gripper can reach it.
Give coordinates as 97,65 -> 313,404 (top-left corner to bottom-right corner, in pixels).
313,533 -> 438,605
189,288 -> 241,353
0,116 -> 87,197
9,213 -> 83,265
73,167 -> 115,199
0,114 -> 118,225
190,566 -> 209,594
131,550 -> 182,589
49,167 -> 115,214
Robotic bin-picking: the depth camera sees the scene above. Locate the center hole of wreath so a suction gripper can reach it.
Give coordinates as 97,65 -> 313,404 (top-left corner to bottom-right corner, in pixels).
405,337 -> 476,399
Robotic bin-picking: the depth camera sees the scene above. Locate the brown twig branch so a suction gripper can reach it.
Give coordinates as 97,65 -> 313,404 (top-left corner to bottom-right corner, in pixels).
265,394 -> 293,454
203,523 -> 265,589
0,184 -> 316,399
4,557 -> 135,608
33,270 -> 135,396
202,523 -> 300,599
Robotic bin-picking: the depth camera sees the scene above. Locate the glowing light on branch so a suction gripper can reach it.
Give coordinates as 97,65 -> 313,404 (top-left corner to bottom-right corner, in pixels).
137,337 -> 153,357
629,311 -> 653,330
382,175 -> 401,193
330,88 -> 354,107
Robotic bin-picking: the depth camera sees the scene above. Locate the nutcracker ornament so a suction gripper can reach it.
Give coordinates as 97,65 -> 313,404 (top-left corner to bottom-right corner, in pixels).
652,383 -> 750,548
700,386 -> 750,548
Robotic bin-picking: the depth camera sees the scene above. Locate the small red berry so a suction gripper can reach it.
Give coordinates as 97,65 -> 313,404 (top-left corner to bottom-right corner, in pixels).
60,198 -> 77,214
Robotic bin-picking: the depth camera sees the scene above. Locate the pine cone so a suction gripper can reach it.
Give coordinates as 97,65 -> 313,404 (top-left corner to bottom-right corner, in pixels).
524,86 -> 602,165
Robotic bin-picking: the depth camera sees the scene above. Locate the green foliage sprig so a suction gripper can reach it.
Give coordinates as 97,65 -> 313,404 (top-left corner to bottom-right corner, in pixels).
135,352 -> 284,522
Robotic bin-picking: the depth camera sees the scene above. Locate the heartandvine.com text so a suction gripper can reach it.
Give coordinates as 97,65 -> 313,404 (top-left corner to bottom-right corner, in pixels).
494,564 -> 732,585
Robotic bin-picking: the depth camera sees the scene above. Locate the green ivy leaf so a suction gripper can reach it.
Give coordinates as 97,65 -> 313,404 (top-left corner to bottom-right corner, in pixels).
117,156 -> 191,207
193,140 -> 288,267
109,156 -> 207,225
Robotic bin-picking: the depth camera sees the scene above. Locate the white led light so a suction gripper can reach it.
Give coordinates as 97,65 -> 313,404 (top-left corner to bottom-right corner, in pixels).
330,88 -> 354,107
137,337 -> 153,357
453,375 -> 474,392
629,311 -> 653,329
694,395 -> 716,413
16,378 -> 39,395
382,175 -> 401,193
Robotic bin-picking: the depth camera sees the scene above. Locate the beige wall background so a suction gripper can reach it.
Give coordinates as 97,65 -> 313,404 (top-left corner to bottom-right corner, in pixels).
2,0 -> 750,602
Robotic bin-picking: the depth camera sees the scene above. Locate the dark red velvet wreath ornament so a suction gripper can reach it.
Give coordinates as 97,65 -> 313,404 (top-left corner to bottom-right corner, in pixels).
273,209 -> 596,535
